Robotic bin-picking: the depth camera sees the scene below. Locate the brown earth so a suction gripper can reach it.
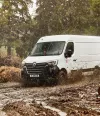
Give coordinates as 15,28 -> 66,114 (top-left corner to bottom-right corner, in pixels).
0,74 -> 100,116
3,101 -> 59,116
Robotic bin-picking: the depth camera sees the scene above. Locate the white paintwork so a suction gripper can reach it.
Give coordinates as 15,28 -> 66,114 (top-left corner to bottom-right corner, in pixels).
23,35 -> 100,74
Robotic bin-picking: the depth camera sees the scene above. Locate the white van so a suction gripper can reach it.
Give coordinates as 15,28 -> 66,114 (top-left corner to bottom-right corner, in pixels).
21,35 -> 100,84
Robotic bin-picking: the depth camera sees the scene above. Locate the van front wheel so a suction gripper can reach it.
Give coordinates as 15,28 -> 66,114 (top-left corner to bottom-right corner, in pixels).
57,70 -> 67,85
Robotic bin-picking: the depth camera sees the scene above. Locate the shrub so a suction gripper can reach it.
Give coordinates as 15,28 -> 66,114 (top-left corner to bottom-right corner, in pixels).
0,66 -> 21,83
0,56 -> 22,68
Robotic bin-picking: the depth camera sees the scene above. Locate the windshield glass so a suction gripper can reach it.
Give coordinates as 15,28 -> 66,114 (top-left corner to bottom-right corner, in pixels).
30,41 -> 65,56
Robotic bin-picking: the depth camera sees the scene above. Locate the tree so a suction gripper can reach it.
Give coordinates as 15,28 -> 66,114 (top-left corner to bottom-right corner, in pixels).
0,0 -> 100,58
35,0 -> 100,36
90,0 -> 100,35
0,0 -> 32,56
36,0 -> 90,35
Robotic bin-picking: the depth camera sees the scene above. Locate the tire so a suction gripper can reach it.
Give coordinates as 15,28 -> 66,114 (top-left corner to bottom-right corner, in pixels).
57,70 -> 67,85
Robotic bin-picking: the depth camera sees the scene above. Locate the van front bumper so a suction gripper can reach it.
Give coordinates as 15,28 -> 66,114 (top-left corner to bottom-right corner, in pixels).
21,63 -> 59,82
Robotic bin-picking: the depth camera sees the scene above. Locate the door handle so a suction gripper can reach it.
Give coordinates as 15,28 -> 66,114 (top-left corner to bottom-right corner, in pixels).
73,59 -> 77,61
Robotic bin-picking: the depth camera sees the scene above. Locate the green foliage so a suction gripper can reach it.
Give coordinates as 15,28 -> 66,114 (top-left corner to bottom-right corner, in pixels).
0,0 -> 33,57
36,0 -> 100,36
91,0 -> 100,16
0,0 -> 100,58
89,0 -> 100,35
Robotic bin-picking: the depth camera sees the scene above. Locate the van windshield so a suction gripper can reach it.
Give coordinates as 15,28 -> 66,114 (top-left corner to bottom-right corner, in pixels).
30,41 -> 65,56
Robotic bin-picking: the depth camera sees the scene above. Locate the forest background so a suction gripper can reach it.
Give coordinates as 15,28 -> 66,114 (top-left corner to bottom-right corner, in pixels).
0,0 -> 100,58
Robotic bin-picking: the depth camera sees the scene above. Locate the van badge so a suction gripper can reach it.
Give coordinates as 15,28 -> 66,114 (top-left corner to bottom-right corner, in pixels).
33,62 -> 36,67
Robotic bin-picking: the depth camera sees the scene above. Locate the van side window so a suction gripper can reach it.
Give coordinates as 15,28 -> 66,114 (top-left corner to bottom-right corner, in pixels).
66,42 -> 74,54
65,42 -> 74,57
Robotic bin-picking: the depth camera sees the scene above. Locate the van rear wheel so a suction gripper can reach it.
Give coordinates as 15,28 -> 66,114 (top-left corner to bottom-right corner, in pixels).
57,70 -> 67,85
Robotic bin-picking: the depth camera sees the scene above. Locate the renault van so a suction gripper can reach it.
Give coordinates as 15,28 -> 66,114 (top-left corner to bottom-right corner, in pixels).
21,35 -> 100,84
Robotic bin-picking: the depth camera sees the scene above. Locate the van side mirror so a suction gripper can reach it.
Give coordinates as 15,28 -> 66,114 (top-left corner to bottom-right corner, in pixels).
64,49 -> 73,58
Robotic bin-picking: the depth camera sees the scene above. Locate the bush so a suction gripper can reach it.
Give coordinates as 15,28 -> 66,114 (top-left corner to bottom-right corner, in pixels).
0,66 -> 21,83
0,56 -> 22,68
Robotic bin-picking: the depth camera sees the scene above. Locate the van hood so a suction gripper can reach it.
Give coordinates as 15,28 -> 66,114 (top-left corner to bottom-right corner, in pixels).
23,56 -> 59,64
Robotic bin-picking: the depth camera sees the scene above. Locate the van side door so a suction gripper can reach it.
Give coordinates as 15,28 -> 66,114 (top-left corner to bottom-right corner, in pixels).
64,42 -> 78,72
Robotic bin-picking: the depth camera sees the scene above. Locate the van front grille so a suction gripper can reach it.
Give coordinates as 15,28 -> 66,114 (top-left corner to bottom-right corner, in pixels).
25,63 -> 47,74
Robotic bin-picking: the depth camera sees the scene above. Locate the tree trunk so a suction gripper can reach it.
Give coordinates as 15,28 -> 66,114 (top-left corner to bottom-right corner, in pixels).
7,46 -> 11,56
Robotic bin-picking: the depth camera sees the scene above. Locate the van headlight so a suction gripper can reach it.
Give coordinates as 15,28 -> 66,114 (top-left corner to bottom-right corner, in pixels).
48,60 -> 58,66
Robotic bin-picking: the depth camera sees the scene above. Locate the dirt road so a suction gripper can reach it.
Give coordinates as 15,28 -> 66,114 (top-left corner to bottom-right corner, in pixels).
0,76 -> 100,116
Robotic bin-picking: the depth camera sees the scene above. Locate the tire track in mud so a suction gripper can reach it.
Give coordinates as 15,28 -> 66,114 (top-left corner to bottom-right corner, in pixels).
0,83 -> 67,116
0,76 -> 100,116
47,83 -> 100,115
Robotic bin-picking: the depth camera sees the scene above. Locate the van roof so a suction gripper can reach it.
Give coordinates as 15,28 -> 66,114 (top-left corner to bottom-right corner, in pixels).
38,35 -> 100,43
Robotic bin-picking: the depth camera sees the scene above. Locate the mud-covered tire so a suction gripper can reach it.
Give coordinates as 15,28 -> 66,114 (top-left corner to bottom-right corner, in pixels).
57,70 -> 67,85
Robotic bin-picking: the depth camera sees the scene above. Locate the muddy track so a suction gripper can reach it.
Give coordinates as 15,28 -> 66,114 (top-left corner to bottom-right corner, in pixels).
0,76 -> 100,116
